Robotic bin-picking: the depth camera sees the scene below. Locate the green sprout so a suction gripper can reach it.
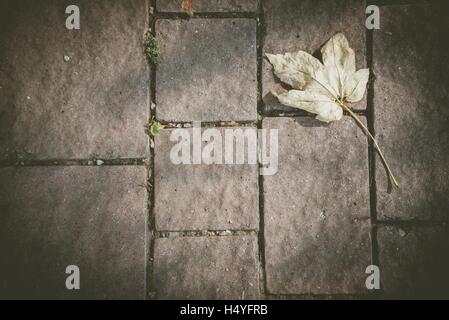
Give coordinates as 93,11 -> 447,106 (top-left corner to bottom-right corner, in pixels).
149,121 -> 164,136
144,34 -> 160,64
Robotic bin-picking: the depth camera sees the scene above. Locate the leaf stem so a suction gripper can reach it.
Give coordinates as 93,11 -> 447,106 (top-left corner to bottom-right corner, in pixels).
338,101 -> 400,189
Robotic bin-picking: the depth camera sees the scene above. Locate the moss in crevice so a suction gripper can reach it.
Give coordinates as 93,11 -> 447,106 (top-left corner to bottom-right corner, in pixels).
144,33 -> 160,64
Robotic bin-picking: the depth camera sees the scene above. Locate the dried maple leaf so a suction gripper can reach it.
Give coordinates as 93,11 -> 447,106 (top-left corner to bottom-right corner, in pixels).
181,0 -> 194,16
267,33 -> 399,189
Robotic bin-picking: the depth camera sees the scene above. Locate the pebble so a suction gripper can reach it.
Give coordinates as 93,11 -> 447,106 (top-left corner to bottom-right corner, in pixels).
64,55 -> 71,62
96,159 -> 104,166
319,210 -> 326,219
398,228 -> 407,237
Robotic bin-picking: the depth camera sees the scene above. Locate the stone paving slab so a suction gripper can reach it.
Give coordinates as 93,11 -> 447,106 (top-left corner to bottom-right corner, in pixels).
153,235 -> 259,299
373,4 -> 449,221
155,19 -> 257,122
378,225 -> 449,299
154,127 -> 259,230
0,166 -> 147,299
263,117 -> 371,294
156,0 -> 257,12
262,0 -> 366,113
0,0 -> 149,161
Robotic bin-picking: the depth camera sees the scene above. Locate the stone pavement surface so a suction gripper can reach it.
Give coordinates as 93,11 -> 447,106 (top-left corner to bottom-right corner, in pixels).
0,166 -> 147,299
263,117 -> 371,295
378,226 -> 449,299
154,128 -> 259,231
157,0 -> 257,12
0,0 -> 149,160
155,18 -> 257,121
0,0 -> 448,299
373,4 -> 449,221
153,235 -> 259,299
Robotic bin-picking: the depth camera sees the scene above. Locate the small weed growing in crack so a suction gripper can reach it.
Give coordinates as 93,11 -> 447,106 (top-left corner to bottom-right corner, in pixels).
149,121 -> 164,136
144,33 -> 160,64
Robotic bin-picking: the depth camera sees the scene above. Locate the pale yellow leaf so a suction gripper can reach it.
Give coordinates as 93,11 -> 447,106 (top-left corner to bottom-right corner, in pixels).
321,33 -> 356,94
266,32 -> 368,123
313,66 -> 340,99
266,33 -> 398,189
344,68 -> 370,102
266,51 -> 323,90
277,89 -> 342,122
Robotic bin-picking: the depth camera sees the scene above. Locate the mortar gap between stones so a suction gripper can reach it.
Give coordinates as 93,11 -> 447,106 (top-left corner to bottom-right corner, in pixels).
256,0 -> 268,299
156,120 -> 257,128
265,293 -> 375,300
0,159 -> 148,167
155,230 -> 258,239
154,12 -> 258,20
374,220 -> 448,228
365,15 -> 380,270
146,0 -> 158,301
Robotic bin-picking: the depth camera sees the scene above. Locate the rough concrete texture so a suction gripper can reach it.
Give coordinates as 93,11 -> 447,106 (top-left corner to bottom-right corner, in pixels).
263,117 -> 371,294
378,225 -> 449,299
154,127 -> 259,230
153,235 -> 259,299
0,0 -> 149,160
263,0 -> 367,113
156,0 -> 257,12
373,4 -> 449,221
0,166 -> 147,299
156,19 -> 257,121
